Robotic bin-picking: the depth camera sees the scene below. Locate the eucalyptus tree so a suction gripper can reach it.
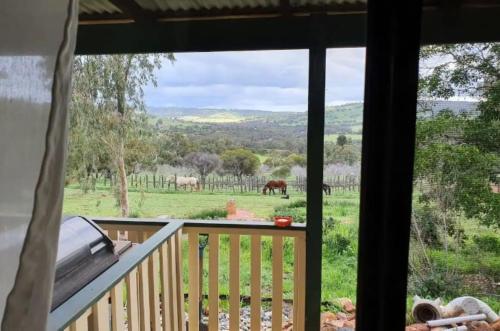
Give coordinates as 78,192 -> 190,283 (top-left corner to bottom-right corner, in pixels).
69,54 -> 174,216
184,152 -> 221,188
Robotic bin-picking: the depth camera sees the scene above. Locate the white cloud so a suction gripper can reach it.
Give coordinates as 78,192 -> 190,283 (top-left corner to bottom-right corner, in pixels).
145,48 -> 366,111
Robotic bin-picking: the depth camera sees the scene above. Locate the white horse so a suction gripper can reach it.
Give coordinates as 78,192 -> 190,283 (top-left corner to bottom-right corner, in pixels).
167,175 -> 200,191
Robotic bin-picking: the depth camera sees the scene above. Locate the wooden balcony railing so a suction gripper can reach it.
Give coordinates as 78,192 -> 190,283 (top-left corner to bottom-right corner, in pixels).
182,220 -> 306,331
48,220 -> 184,331
49,218 -> 306,331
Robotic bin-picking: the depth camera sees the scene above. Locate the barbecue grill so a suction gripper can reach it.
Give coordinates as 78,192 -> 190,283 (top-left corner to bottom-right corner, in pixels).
51,216 -> 119,310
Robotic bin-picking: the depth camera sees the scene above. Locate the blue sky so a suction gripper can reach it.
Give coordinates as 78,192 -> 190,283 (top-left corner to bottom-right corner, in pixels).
144,48 -> 366,112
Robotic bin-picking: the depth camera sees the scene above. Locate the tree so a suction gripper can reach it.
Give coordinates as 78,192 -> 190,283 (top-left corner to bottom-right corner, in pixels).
156,132 -> 196,166
272,166 -> 291,178
221,148 -> 260,179
184,152 -> 221,188
324,142 -> 360,166
69,54 -> 174,216
336,134 -> 348,148
416,43 -> 499,228
285,153 -> 307,167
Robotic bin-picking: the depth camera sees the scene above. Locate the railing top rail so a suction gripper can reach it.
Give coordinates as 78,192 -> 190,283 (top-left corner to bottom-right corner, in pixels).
94,217 -> 306,232
48,221 -> 183,331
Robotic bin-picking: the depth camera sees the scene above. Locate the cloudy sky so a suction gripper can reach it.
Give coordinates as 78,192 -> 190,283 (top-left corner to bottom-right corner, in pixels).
144,48 -> 366,112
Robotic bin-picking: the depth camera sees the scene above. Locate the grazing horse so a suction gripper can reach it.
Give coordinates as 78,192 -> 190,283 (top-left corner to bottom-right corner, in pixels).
263,180 -> 287,195
323,183 -> 332,195
167,175 -> 200,191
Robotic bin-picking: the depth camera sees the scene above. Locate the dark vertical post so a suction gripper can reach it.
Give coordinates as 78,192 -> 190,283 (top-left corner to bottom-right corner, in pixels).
356,1 -> 422,330
305,16 -> 326,331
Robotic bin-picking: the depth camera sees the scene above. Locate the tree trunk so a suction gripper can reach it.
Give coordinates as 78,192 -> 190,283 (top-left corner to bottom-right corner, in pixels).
117,141 -> 129,217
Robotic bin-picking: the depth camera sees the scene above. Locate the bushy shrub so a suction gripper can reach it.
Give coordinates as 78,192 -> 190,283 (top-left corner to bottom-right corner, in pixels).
188,208 -> 228,220
288,199 -> 307,208
129,210 -> 142,218
472,234 -> 500,254
323,232 -> 354,256
272,200 -> 307,222
411,206 -> 441,247
408,264 -> 462,298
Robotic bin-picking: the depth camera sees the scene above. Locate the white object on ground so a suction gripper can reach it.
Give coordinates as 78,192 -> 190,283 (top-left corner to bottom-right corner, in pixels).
442,326 -> 467,331
427,313 -> 486,327
445,296 -> 499,323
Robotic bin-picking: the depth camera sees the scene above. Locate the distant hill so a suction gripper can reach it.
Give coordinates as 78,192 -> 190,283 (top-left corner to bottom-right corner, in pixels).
147,101 -> 477,153
148,106 -> 295,120
148,100 -> 477,132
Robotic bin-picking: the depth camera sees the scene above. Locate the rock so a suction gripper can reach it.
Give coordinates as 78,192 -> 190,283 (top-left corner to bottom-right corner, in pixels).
468,321 -> 494,331
491,320 -> 500,331
338,298 -> 356,313
343,320 -> 356,328
336,312 -> 348,320
405,323 -> 430,331
321,312 -> 337,324
328,320 -> 346,328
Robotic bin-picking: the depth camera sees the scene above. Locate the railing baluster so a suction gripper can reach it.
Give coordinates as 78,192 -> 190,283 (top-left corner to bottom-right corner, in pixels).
272,235 -> 283,331
168,235 -> 179,331
111,280 -> 124,331
149,250 -> 161,331
176,230 -> 186,331
69,312 -> 88,331
108,229 -> 118,241
250,235 -> 261,331
160,242 -> 173,331
139,259 -> 151,331
92,295 -> 110,331
293,236 -> 306,331
188,232 -> 200,331
126,268 -> 140,331
229,234 -> 240,331
128,231 -> 139,244
208,234 -> 219,331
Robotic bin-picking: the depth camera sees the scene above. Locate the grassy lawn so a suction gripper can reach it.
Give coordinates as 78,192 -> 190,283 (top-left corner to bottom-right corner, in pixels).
63,187 -> 308,219
64,186 -> 361,305
63,186 -> 498,312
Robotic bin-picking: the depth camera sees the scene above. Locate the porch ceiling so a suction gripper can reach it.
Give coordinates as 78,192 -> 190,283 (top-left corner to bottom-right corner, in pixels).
79,0 -> 367,23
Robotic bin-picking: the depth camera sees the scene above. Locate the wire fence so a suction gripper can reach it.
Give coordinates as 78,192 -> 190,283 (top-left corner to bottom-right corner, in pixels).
94,174 -> 360,193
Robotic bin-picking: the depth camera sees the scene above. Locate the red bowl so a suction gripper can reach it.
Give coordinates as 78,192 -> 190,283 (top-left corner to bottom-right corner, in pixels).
274,216 -> 293,227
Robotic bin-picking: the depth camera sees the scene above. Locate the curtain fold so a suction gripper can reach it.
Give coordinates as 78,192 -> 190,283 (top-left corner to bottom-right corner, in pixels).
0,0 -> 78,329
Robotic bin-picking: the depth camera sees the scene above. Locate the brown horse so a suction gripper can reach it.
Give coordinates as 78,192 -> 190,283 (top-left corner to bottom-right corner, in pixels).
263,180 -> 287,195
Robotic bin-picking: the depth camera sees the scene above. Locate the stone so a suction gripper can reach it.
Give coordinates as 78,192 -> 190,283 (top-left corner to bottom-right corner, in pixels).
491,320 -> 500,331
468,321 -> 494,331
338,298 -> 356,313
405,323 -> 430,331
336,312 -> 348,320
321,312 -> 337,324
343,320 -> 356,328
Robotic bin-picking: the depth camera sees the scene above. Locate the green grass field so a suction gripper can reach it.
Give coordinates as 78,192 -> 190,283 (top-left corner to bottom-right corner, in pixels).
63,186 -> 499,312
64,187 -> 360,304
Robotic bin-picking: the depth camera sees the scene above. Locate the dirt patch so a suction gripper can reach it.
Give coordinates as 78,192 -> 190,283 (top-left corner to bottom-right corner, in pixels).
227,209 -> 264,221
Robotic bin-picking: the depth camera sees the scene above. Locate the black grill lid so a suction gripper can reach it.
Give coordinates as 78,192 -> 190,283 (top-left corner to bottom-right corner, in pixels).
51,216 -> 118,311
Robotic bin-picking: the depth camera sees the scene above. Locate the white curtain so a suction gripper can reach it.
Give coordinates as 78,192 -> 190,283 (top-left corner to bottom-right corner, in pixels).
0,0 -> 77,329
